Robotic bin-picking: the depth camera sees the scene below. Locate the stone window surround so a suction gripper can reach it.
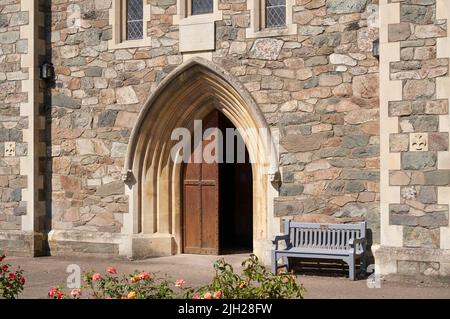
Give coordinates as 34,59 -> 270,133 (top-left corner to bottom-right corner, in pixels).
246,0 -> 297,38
174,0 -> 222,53
109,0 -> 152,50
173,0 -> 222,26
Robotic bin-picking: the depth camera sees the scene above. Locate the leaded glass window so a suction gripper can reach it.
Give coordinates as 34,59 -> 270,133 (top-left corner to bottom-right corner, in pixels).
127,0 -> 144,40
192,0 -> 213,15
265,0 -> 286,28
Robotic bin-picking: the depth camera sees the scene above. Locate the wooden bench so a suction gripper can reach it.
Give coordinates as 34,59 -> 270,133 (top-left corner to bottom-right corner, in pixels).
272,220 -> 367,280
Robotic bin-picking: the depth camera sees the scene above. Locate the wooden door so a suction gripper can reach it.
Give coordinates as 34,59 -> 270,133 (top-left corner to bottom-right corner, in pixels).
182,112 -> 219,255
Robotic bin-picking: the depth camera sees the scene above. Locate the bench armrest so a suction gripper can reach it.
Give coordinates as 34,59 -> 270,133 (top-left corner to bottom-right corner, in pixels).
349,237 -> 366,253
272,234 -> 291,250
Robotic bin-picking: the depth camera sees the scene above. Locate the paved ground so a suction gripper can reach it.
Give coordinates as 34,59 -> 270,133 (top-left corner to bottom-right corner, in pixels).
7,254 -> 450,299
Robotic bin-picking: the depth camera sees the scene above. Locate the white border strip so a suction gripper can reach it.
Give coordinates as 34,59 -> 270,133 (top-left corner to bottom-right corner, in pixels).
379,0 -> 403,248
19,0 -> 36,232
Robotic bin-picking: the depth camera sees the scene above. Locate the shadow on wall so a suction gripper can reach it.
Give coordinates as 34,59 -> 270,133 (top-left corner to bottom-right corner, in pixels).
42,0 -> 54,255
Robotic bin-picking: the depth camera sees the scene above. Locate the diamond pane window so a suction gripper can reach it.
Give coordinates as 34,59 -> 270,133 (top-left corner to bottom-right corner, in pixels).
127,0 -> 144,40
265,0 -> 286,28
192,0 -> 213,15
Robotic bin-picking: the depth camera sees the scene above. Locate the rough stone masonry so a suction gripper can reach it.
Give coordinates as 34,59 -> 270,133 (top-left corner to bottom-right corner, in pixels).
0,0 -> 449,277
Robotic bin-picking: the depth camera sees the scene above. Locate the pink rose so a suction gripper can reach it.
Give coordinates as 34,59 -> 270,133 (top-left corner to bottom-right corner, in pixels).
213,291 -> 222,299
107,266 -> 117,275
92,273 -> 101,281
192,295 -> 200,299
70,288 -> 82,298
175,279 -> 186,287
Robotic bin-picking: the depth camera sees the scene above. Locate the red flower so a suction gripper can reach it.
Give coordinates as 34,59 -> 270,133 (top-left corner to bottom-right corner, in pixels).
138,272 -> 151,280
48,287 -> 64,299
48,287 -> 58,298
19,276 -> 25,285
8,273 -> 16,280
0,254 -> 5,262
106,266 -> 117,275
2,265 -> 8,272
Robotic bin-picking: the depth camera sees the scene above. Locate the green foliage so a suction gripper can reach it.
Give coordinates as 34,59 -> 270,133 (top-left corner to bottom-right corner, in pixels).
47,255 -> 305,299
192,254 -> 305,299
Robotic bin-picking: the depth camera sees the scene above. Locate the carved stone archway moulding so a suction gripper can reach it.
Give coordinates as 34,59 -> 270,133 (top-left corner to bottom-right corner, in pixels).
120,57 -> 281,263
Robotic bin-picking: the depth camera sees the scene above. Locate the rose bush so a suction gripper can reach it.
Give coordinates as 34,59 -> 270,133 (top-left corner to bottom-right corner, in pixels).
191,254 -> 305,299
47,255 -> 305,299
48,267 -> 187,299
0,254 -> 26,299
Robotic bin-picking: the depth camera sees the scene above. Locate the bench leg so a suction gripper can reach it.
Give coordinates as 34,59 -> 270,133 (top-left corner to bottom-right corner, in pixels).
345,257 -> 356,280
285,256 -> 291,272
271,251 -> 277,274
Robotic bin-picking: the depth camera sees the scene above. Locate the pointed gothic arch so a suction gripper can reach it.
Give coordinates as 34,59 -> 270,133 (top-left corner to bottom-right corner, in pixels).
121,57 -> 280,263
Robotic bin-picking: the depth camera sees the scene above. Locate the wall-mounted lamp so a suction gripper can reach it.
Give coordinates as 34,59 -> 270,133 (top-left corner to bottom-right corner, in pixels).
372,39 -> 380,60
40,62 -> 55,81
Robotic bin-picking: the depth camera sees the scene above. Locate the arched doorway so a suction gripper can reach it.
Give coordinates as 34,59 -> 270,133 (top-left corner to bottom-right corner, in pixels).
121,57 -> 280,263
182,111 -> 253,255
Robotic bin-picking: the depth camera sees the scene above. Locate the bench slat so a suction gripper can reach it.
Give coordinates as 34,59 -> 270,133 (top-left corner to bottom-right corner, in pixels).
299,228 -> 303,247
313,229 -> 317,248
345,230 -> 349,250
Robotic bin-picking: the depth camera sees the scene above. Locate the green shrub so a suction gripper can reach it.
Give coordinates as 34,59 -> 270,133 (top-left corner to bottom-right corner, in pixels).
47,255 -> 305,299
191,254 -> 305,299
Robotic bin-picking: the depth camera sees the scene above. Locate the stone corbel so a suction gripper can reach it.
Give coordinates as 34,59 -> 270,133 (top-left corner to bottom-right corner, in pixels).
268,169 -> 281,190
121,170 -> 135,186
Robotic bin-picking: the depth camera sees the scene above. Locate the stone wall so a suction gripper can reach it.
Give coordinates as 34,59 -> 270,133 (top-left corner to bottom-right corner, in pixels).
0,0 -> 30,251
264,0 -> 381,244
377,0 -> 450,276
0,0 -> 382,256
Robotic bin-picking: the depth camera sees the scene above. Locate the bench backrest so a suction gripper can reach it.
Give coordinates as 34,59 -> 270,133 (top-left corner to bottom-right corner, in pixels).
284,220 -> 366,251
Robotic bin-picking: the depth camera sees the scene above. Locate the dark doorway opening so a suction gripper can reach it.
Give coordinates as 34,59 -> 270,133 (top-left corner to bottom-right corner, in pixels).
182,111 -> 253,255
219,115 -> 253,254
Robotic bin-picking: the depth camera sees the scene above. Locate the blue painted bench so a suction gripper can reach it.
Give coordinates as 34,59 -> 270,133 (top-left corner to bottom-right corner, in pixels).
272,220 -> 367,280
